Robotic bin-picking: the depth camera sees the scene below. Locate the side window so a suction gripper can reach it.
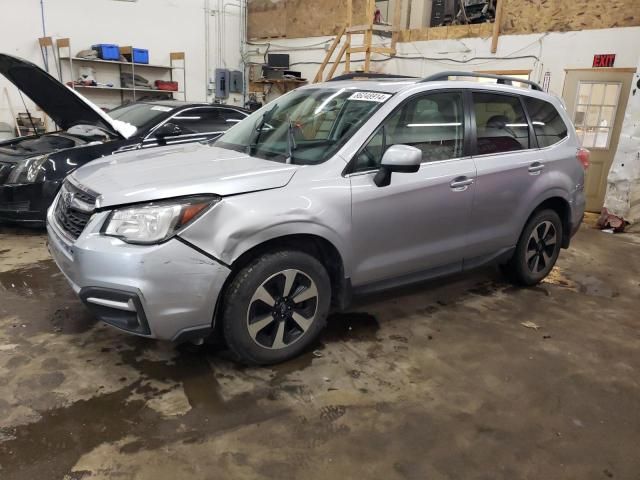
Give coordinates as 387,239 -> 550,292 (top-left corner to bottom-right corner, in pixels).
524,97 -> 568,148
354,91 -> 465,172
172,108 -> 228,134
473,92 -> 530,155
219,110 -> 247,130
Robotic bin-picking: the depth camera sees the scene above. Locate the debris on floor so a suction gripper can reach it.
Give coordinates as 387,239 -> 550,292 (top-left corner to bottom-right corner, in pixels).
521,321 -> 541,330
597,208 -> 627,233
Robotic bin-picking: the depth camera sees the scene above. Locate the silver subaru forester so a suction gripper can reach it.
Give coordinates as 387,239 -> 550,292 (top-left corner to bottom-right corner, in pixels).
47,72 -> 588,364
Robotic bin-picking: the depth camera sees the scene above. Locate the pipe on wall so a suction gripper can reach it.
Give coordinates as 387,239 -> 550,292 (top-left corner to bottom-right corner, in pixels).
204,0 -> 211,100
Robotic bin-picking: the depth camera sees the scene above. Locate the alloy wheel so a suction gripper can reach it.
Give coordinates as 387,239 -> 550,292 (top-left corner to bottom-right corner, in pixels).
246,269 -> 319,349
526,220 -> 557,273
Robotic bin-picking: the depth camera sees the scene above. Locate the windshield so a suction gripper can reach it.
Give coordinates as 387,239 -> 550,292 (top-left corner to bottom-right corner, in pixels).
214,88 -> 392,164
108,103 -> 175,130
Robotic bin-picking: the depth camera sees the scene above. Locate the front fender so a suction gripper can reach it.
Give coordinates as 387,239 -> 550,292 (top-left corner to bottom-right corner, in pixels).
180,177 -> 353,276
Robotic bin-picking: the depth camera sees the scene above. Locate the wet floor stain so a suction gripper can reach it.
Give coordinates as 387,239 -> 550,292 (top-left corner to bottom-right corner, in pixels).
0,259 -> 96,336
0,260 -> 62,297
0,342 -> 293,480
322,312 -> 380,343
542,267 -> 619,298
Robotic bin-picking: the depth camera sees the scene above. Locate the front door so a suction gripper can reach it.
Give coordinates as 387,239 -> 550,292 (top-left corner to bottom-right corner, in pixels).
349,90 -> 475,287
562,70 -> 633,212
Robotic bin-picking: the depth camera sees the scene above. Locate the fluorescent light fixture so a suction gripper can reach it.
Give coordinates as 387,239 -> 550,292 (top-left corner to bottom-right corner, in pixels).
407,122 -> 462,127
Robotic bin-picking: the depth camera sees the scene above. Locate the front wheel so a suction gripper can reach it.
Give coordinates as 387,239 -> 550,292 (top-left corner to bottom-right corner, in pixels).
221,250 -> 331,365
503,209 -> 563,286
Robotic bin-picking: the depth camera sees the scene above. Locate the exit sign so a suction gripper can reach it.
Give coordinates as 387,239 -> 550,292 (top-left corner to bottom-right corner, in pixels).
593,54 -> 616,68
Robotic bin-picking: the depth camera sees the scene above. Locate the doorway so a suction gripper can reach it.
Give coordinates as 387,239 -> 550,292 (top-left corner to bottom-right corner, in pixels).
562,69 -> 634,212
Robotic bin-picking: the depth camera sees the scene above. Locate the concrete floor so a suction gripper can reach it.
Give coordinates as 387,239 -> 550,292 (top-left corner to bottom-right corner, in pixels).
0,225 -> 639,480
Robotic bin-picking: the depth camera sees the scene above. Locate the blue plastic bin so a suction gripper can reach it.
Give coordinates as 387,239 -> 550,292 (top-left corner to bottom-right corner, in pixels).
130,48 -> 149,64
92,44 -> 120,61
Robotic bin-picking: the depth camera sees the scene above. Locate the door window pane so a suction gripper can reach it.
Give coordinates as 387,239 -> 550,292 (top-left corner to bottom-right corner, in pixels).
599,106 -> 614,126
590,83 -> 605,105
524,97 -> 568,148
353,91 -> 465,171
574,105 -> 587,126
577,83 -> 591,104
574,81 -> 621,150
595,128 -> 610,148
604,84 -> 620,105
473,92 -> 530,154
586,106 -> 600,126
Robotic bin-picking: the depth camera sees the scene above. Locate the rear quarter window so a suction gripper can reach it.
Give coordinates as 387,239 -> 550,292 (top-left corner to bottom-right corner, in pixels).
523,97 -> 568,147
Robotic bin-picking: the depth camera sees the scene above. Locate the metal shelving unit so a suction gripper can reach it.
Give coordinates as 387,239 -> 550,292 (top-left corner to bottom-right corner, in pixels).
56,38 -> 186,103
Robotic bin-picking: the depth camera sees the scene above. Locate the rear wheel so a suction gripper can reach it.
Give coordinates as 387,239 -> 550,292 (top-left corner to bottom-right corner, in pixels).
503,209 -> 563,286
221,250 -> 331,365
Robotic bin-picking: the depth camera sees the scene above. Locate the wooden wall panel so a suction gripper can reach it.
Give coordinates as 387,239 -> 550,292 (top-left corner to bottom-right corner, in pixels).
249,0 -> 640,40
248,0 -> 286,39
398,23 -> 493,42
501,0 -> 640,34
285,0 -> 347,38
248,0 -> 371,39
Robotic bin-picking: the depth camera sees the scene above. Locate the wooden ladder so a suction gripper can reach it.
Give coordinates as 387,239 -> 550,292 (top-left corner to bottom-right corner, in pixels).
313,0 -> 400,83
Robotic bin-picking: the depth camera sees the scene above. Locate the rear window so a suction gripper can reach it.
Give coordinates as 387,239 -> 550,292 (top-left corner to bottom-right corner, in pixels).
473,92 -> 530,155
523,97 -> 568,147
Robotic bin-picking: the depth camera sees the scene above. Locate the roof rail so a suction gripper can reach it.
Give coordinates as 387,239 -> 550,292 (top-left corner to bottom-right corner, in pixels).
419,71 -> 543,91
328,73 -> 418,82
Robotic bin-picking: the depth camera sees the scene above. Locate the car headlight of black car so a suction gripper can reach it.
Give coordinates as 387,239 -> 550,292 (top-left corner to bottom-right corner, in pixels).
6,155 -> 49,184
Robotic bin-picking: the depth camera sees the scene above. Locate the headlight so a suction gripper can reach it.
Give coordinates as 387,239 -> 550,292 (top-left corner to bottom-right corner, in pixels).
102,196 -> 219,244
6,155 -> 48,184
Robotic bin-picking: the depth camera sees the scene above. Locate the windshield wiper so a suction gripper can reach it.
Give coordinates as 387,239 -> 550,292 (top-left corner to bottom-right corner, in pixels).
286,118 -> 297,164
248,105 -> 278,155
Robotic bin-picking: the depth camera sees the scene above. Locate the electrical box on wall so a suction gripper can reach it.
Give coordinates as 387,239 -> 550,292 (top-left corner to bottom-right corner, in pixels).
215,68 -> 230,98
230,71 -> 243,93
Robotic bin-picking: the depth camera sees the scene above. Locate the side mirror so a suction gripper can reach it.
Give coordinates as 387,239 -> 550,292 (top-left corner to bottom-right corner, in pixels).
154,122 -> 182,144
374,144 -> 422,187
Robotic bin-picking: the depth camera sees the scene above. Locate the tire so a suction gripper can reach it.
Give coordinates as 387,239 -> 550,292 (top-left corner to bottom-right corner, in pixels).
503,209 -> 563,286
221,250 -> 331,365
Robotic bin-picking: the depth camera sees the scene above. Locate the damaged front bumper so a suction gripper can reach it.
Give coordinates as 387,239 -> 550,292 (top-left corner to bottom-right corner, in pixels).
46,207 -> 231,342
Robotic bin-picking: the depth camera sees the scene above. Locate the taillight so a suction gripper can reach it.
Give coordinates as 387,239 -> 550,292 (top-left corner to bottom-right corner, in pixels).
577,147 -> 590,170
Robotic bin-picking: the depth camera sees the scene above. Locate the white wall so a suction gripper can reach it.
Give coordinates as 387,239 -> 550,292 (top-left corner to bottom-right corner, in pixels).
247,26 -> 640,101
603,57 -> 640,226
0,0 -> 245,128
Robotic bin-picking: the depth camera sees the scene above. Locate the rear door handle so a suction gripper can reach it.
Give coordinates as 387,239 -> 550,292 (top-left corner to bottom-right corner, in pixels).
450,176 -> 474,191
528,162 -> 545,175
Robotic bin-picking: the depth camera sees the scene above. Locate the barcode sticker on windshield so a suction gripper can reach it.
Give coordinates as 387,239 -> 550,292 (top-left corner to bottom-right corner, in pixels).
348,91 -> 391,103
151,106 -> 174,112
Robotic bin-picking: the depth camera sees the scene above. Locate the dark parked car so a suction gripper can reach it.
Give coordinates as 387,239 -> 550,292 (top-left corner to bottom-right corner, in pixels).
0,53 -> 249,225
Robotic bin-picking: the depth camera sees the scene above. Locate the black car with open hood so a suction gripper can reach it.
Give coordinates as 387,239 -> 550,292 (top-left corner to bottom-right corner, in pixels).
0,53 -> 248,225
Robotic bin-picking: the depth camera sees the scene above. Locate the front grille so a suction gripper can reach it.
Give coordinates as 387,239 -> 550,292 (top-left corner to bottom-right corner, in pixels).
54,181 -> 97,240
0,162 -> 16,184
0,200 -> 30,212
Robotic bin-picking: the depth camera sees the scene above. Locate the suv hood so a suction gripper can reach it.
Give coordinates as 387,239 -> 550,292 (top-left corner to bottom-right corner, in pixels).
0,53 -> 135,139
72,143 -> 299,207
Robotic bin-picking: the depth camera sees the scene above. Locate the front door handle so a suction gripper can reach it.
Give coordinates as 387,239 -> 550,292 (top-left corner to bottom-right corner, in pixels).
528,161 -> 545,175
450,176 -> 474,191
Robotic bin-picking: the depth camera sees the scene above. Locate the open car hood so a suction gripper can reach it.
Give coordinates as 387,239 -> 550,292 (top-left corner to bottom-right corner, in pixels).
0,53 -> 135,139
71,143 -> 299,207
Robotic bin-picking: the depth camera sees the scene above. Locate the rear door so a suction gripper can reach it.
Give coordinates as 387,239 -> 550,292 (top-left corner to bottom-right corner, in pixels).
349,90 -> 476,286
465,90 -> 544,264
562,70 -> 633,211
